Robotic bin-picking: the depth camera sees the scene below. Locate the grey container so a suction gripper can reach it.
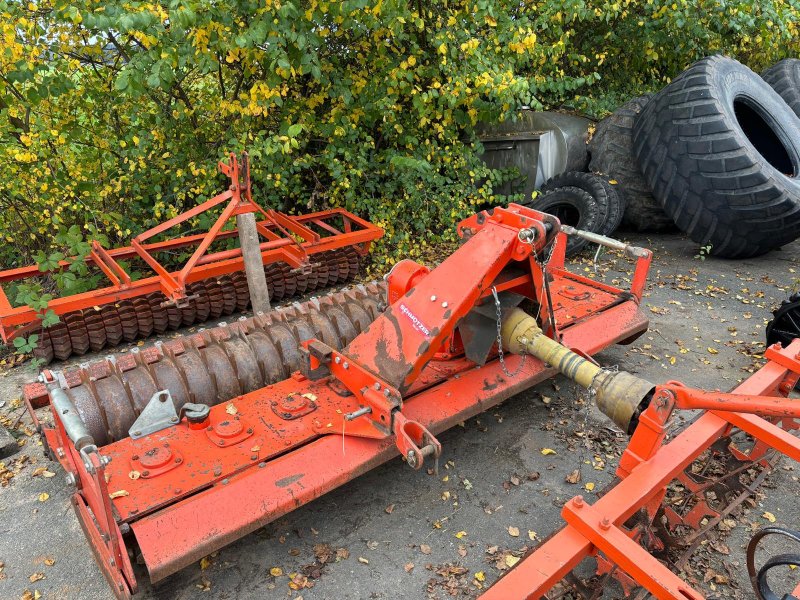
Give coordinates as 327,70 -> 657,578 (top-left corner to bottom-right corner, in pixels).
478,111 -> 592,202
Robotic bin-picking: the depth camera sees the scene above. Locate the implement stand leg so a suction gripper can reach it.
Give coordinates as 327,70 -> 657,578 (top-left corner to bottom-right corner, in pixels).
236,212 -> 271,313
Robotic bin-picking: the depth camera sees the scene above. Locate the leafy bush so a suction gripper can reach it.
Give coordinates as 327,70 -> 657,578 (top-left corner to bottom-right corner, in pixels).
1,0 -> 798,279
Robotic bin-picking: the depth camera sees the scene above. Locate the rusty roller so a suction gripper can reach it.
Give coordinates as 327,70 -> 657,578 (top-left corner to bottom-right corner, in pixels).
53,281 -> 386,446
33,248 -> 364,363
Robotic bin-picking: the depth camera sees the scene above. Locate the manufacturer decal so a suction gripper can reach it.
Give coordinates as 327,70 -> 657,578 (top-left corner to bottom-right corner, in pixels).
398,303 -> 431,337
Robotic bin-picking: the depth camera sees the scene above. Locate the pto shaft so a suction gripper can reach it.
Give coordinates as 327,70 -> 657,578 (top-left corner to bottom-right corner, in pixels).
500,307 -> 655,433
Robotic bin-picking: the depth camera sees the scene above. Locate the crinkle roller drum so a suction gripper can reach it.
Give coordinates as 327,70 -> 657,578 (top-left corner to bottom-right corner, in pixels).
35,248 -> 363,363
52,281 -> 386,446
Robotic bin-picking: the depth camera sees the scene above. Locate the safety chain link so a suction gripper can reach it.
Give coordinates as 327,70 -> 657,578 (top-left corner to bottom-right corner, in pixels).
489,228 -> 559,378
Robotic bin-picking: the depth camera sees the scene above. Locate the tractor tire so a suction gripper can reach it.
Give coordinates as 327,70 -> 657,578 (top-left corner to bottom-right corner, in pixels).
528,186 -> 601,257
588,95 -> 675,232
540,171 -> 624,236
766,292 -> 800,348
633,55 -> 800,258
762,58 -> 800,119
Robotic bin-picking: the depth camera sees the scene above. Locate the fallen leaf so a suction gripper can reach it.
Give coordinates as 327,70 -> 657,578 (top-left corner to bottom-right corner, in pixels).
250,445 -> 260,453
335,547 -> 349,561
507,526 -> 520,537
288,573 -> 310,590
366,540 -> 379,550
37,493 -> 49,502
540,448 -> 556,456
420,544 -> 432,555
505,555 -> 520,568
43,558 -> 55,567
196,576 -> 211,591
269,567 -> 283,577
528,530 -> 538,541
763,511 -> 777,523
474,571 -> 486,582
585,482 -> 595,492
199,556 -> 212,570
565,470 -> 581,484
454,531 -> 467,539
462,478 -> 473,490
457,545 -> 467,557
404,562 -> 414,573
225,402 -> 238,415
128,470 -> 141,480
384,503 -> 395,514
109,490 -> 129,499
29,573 -> 44,583
314,543 -> 334,563
707,347 -> 719,354
357,557 -> 369,564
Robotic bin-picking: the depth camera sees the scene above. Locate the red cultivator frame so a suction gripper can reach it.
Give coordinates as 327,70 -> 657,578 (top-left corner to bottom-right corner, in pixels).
481,340 -> 800,600
0,153 -> 382,358
30,204 -> 652,598
27,201 -> 800,599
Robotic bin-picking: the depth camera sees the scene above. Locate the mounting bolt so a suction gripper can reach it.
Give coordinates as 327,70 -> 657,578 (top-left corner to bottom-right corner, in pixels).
218,440 -> 225,446
174,457 -> 182,464
65,472 -> 77,488
600,518 -> 611,531
247,428 -> 253,434
335,356 -> 341,364
573,496 -> 584,508
222,478 -> 229,485
142,470 -> 150,477
384,389 -> 391,397
259,462 -> 266,468
441,301 -> 448,308
131,454 -> 139,461
170,416 -> 179,423
374,382 -> 381,390
133,430 -> 141,437
119,523 -> 131,534
343,362 -> 349,369
430,295 -> 437,302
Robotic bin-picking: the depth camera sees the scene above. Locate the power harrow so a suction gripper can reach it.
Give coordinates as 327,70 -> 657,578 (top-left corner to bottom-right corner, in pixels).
23,203 -> 800,599
0,153 -> 382,363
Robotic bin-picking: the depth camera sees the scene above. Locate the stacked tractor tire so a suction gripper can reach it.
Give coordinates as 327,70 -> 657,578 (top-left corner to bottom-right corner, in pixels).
587,55 -> 800,259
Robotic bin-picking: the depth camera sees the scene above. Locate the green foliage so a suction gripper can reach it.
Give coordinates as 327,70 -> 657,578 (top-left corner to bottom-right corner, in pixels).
0,0 -> 798,284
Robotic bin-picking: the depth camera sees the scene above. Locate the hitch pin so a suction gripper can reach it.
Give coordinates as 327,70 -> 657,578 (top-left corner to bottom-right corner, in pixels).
344,406 -> 372,421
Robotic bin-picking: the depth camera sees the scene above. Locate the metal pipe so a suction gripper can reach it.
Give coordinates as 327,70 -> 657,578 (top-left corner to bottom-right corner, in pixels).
560,225 -> 650,259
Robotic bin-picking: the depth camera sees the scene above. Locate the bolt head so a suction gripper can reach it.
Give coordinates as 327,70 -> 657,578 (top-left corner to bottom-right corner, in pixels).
441,301 -> 448,308
343,362 -> 349,369
335,356 -> 341,364
374,382 -> 381,390
573,495 -> 584,507
430,295 -> 437,301
133,430 -> 141,437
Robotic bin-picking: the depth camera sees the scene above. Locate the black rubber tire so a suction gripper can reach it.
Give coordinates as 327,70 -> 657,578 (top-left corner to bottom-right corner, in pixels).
633,55 -> 800,259
588,95 -> 675,231
766,291 -> 800,347
527,186 -> 601,256
762,58 -> 800,119
540,171 -> 624,236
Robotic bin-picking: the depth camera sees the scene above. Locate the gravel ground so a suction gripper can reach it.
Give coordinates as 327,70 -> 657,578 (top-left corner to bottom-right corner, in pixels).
1,230 -> 799,600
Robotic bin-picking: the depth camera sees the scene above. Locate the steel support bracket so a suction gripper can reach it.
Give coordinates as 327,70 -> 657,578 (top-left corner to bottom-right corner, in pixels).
128,391 -> 179,440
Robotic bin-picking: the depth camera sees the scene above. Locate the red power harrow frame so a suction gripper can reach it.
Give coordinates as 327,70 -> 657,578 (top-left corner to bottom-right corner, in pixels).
0,153 -> 382,349
31,204 -> 653,598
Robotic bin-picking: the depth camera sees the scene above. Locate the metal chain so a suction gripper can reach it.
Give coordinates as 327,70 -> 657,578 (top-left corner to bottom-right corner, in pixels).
491,286 -> 527,378
489,230 -> 559,379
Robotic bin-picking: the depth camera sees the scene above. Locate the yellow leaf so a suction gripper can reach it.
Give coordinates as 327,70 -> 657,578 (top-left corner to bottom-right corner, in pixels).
454,531 -> 467,539
585,482 -> 595,491
763,511 -> 777,523
407,55 -> 417,67
200,556 -> 212,570
507,526 -> 520,537
528,530 -> 538,541
485,15 -> 497,26
38,492 -> 49,502
707,347 -> 719,354
608,179 -> 618,184
505,554 -> 520,568
541,448 -> 556,456
269,567 -> 283,577
474,571 -> 485,582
